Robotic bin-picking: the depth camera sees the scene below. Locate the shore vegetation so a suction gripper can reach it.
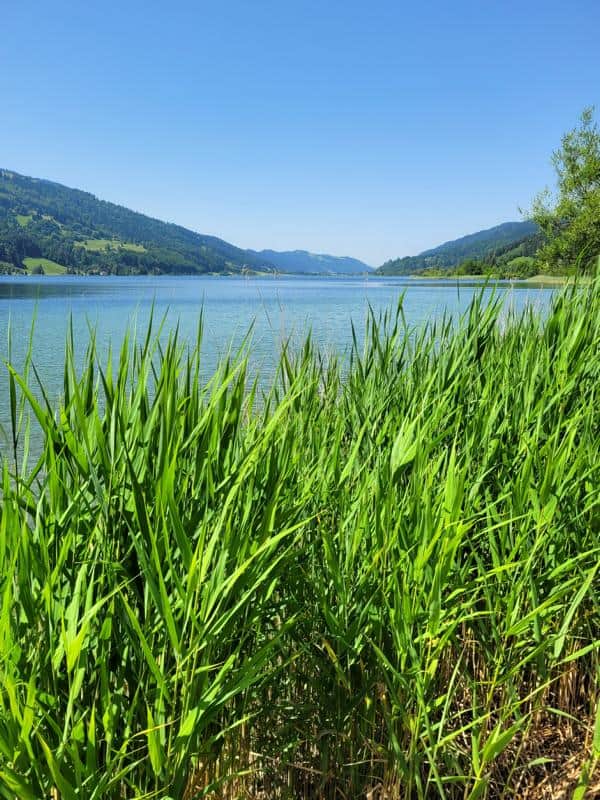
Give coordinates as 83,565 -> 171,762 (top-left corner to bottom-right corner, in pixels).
0,275 -> 599,798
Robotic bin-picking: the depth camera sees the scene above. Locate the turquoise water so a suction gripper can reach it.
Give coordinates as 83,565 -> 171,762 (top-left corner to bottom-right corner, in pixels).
0,274 -> 554,454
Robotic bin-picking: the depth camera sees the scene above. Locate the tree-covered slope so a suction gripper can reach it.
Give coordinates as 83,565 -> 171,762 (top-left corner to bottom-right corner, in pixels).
247,248 -> 373,274
378,220 -> 539,275
0,169 -> 274,275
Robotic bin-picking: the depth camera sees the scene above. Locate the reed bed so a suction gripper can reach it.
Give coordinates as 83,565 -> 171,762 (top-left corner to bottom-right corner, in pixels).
0,280 -> 599,799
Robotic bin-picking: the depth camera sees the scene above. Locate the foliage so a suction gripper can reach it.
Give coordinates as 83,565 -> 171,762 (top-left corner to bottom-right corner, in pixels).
424,255 -> 539,279
455,257 -> 485,275
503,255 -> 537,277
0,281 -> 599,797
531,108 -> 600,273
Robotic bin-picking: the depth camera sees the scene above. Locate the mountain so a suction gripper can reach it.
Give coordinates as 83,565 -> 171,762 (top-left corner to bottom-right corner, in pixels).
0,169 -> 274,275
0,169 -> 538,279
378,220 -> 540,275
247,249 -> 373,274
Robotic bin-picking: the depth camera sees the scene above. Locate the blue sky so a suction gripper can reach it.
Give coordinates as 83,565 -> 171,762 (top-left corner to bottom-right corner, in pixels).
2,1 -> 599,265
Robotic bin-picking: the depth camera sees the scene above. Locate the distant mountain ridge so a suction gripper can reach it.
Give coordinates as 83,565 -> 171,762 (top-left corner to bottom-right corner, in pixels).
378,220 -> 540,275
248,249 -> 373,274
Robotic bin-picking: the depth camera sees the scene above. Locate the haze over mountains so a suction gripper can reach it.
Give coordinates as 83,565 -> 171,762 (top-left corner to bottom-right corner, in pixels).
248,249 -> 373,274
0,169 -> 537,277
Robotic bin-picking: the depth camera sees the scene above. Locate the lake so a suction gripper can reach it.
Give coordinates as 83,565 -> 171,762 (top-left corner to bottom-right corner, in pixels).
0,274 -> 554,455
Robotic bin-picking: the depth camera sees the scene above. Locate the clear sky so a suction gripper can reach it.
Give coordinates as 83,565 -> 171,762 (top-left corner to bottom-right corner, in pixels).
2,1 -> 599,265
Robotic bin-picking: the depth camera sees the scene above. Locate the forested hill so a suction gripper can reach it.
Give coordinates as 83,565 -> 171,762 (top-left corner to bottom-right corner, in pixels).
378,220 -> 540,275
0,169 -> 274,275
247,249 -> 373,274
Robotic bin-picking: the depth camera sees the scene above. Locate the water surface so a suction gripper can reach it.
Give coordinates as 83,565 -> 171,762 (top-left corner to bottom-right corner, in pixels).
0,274 -> 554,455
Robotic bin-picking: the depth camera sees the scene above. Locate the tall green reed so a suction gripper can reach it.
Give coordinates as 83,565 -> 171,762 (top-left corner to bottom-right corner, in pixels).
0,279 -> 599,798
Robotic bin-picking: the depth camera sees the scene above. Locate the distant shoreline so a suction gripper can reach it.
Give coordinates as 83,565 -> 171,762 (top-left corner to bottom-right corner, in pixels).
409,273 -> 591,286
0,270 -> 589,284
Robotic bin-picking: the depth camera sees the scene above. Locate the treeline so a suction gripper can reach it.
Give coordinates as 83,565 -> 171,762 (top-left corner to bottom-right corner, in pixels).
0,170 -> 272,275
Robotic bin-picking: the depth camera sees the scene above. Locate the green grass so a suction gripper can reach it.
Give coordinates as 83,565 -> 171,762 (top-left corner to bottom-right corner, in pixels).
15,213 -> 32,227
0,279 -> 599,798
520,273 -> 594,285
22,256 -> 67,275
76,237 -> 146,253
121,241 -> 146,252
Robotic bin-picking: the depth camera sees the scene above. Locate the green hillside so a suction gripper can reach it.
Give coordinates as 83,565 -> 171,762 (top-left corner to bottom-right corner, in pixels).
22,257 -> 68,275
379,220 -> 540,275
0,169 -> 273,275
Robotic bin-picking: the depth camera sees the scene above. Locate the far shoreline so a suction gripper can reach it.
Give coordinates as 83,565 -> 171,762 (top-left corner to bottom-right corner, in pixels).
408,273 -> 592,286
0,270 -> 590,285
